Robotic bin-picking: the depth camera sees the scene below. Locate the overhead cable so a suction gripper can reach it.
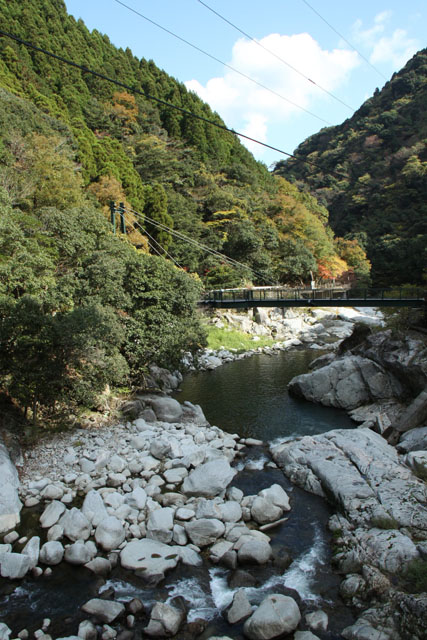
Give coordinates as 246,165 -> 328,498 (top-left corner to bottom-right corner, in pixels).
124,211 -> 184,269
126,206 -> 278,285
197,0 -> 356,111
299,0 -> 388,81
0,29 -> 350,178
112,0 -> 331,125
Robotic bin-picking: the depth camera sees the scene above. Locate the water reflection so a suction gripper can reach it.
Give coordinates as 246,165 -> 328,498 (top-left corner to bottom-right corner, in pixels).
175,349 -> 354,440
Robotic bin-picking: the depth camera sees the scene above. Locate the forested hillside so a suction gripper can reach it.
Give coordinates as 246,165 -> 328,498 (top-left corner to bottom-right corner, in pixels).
0,0 -> 370,423
274,49 -> 427,286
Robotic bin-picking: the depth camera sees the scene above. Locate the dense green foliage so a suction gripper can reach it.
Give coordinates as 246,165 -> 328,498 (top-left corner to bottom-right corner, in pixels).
0,188 -> 204,421
274,49 -> 427,286
0,0 -> 361,288
0,0 -> 371,421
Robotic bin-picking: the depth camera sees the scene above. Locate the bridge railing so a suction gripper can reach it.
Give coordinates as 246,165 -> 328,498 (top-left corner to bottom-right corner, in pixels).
202,285 -> 426,305
203,285 -> 352,303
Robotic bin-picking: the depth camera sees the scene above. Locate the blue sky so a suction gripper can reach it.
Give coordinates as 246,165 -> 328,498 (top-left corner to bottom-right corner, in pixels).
64,0 -> 426,167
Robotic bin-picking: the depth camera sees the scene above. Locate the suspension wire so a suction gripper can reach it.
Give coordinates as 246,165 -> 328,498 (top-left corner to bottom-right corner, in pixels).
124,211 -> 184,269
299,0 -> 388,82
127,206 -> 255,274
126,206 -> 278,286
0,29 -> 350,178
112,0 -> 331,125
197,0 -> 356,111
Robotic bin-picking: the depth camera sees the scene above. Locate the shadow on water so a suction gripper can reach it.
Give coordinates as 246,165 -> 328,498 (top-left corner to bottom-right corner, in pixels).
174,349 -> 355,440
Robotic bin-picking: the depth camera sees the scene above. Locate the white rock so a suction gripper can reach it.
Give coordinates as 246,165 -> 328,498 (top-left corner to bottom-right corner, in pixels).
0,552 -> 31,578
108,454 -> 126,473
39,541 -> 64,565
175,508 -> 195,521
147,507 -> 174,544
125,487 -> 147,510
172,524 -> 187,546
185,518 -> 225,547
243,594 -> 301,640
227,589 -> 252,624
41,484 -> 64,501
144,602 -> 185,637
47,524 -> 63,542
40,501 -> 66,529
0,622 -> 12,640
258,484 -> 290,511
251,497 -> 282,525
22,536 -> 40,569
60,508 -> 91,542
219,501 -> 243,523
64,541 -> 96,565
163,468 -> 188,484
182,459 -> 237,497
238,539 -> 272,565
82,490 -> 108,527
95,516 -> 126,551
0,439 -> 22,534
120,539 -> 180,583
81,599 -> 125,624
77,620 -> 97,640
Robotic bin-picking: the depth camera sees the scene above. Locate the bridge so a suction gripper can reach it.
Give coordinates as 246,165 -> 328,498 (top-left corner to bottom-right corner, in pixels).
200,286 -> 426,310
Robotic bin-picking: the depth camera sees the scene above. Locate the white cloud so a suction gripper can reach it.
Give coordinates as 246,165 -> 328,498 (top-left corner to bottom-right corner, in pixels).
185,32 -> 359,156
352,12 -> 419,68
370,29 -> 419,67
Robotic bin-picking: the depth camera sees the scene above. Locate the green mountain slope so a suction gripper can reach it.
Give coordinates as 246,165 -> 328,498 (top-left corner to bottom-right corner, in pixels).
0,0 -> 372,423
274,49 -> 427,286
0,0 -> 366,289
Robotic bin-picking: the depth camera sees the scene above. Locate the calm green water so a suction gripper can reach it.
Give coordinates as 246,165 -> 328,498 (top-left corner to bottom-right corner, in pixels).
175,349 -> 355,440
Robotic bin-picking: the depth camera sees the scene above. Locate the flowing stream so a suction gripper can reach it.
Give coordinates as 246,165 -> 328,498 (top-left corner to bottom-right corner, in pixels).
1,348 -> 356,639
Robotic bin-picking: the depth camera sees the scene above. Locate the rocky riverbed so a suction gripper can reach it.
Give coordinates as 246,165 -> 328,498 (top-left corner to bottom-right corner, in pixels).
0,399 -> 335,640
1,306 -> 426,640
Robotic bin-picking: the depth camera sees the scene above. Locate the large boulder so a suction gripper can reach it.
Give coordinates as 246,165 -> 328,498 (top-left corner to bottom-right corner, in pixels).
120,539 -> 179,584
251,497 -> 282,525
64,541 -> 96,565
147,507 -> 174,544
95,516 -> 126,551
184,518 -> 225,547
82,490 -> 108,527
21,536 -> 40,569
227,589 -> 253,624
81,599 -> 125,624
60,508 -> 91,542
145,397 -> 183,423
238,539 -> 272,565
40,541 -> 64,565
243,594 -> 301,639
288,355 -> 403,410
0,552 -> 31,579
144,602 -> 185,637
0,439 -> 22,534
182,458 -> 237,497
271,428 -> 427,531
397,426 -> 427,453
40,500 -> 66,528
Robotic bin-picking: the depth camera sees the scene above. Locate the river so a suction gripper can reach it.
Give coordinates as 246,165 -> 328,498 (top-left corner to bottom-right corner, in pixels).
1,347 -> 356,639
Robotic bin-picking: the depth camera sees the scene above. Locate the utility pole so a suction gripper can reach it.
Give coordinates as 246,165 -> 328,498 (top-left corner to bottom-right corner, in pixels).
109,201 -> 116,234
118,202 -> 126,234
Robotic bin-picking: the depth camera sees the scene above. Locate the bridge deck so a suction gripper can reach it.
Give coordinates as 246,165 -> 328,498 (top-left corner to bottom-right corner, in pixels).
200,287 -> 426,309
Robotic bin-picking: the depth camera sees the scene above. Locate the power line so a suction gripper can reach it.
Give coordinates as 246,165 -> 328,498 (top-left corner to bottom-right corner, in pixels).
125,211 -> 184,269
126,206 -> 278,286
299,0 -> 388,82
111,0 -> 331,125
197,0 -> 356,111
0,29 -> 350,178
